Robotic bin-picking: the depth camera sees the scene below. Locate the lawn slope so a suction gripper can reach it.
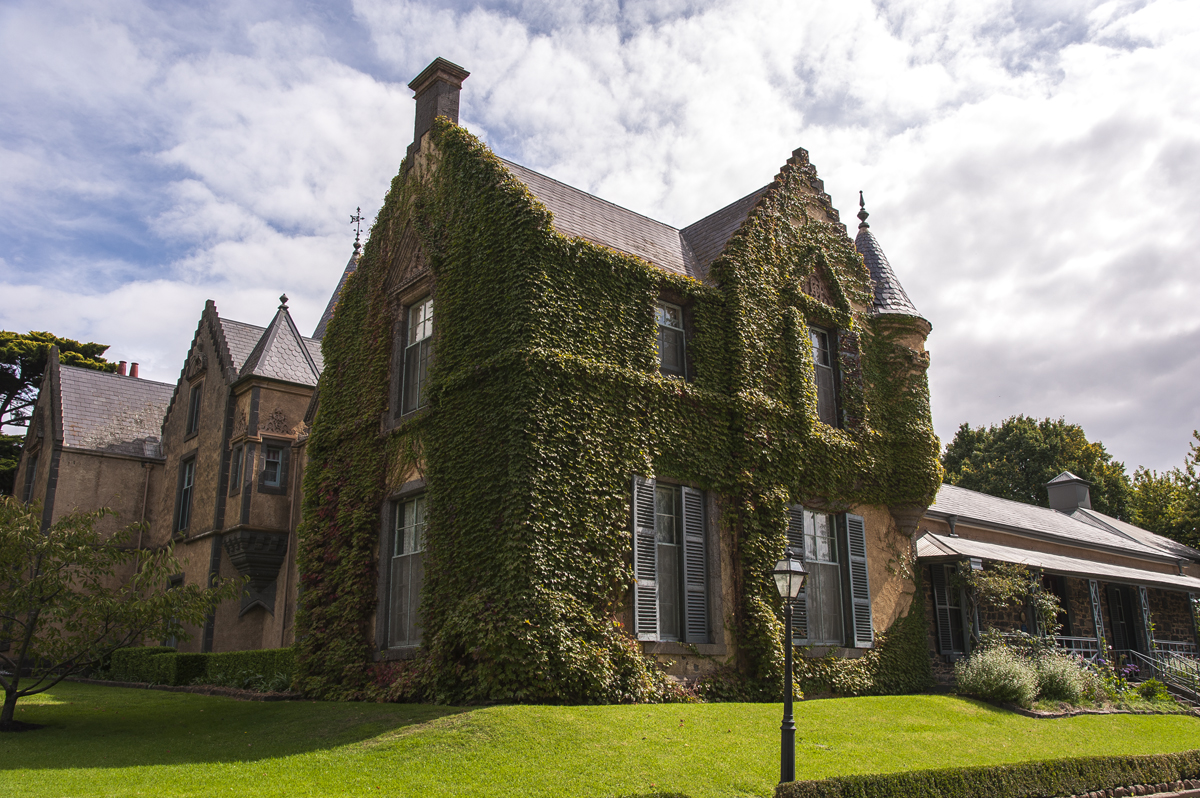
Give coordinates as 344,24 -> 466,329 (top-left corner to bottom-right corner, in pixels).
2,683 -> 1198,798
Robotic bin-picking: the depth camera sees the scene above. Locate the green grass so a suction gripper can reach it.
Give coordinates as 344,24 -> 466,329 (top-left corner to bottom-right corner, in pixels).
2,683 -> 1198,798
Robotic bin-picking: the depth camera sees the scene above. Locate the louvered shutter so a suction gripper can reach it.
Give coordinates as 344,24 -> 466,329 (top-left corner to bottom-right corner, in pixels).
930,565 -> 956,654
681,487 -> 708,644
632,475 -> 658,641
845,513 -> 874,648
786,506 -> 807,644
1106,584 -> 1129,651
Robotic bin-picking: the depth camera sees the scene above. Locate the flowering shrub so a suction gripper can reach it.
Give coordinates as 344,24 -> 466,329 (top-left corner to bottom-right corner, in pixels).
1138,678 -> 1171,702
955,646 -> 1038,707
1034,651 -> 1085,703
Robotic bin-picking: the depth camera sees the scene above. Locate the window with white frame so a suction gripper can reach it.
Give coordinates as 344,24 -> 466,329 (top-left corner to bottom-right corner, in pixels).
175,457 -> 196,532
809,327 -> 838,427
632,476 -> 708,644
402,297 -> 434,414
785,506 -> 874,648
388,496 -> 427,647
656,301 -> 685,378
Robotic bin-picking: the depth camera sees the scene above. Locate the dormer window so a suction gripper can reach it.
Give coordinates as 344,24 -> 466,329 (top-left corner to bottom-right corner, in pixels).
809,327 -> 837,426
402,297 -> 434,414
656,301 -> 685,378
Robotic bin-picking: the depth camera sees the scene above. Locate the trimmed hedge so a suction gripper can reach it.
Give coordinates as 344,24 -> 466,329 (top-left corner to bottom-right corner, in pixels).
107,646 -> 294,689
108,646 -> 177,682
776,750 -> 1200,798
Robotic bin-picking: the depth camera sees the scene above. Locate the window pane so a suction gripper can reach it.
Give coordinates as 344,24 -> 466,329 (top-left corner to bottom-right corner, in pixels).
264,447 -> 281,486
408,297 -> 433,344
807,561 -> 843,645
656,302 -> 682,330
810,329 -> 829,366
655,485 -> 680,544
390,496 -> 427,647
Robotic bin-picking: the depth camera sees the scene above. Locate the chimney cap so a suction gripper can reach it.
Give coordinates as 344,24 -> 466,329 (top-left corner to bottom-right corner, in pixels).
408,57 -> 470,95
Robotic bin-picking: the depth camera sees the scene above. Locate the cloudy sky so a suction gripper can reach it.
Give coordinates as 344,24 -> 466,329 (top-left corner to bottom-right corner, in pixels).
2,0 -> 1198,474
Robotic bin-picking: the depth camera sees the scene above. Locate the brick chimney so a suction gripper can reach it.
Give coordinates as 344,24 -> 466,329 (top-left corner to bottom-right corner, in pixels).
405,57 -> 469,167
1046,471 -> 1092,512
117,361 -> 127,376
130,362 -> 139,378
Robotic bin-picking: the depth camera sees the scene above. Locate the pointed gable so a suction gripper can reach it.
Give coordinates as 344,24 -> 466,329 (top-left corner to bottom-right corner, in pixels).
238,296 -> 322,387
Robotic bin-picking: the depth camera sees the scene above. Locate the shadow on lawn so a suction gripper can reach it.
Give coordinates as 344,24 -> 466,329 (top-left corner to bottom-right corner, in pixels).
2,683 -> 470,770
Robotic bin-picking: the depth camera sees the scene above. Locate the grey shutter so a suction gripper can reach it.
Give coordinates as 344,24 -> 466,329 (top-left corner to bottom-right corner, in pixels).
681,487 -> 707,644
931,565 -> 955,654
1106,584 -> 1129,651
1089,579 -> 1106,651
846,513 -> 874,648
632,475 -> 658,641
785,505 -> 807,644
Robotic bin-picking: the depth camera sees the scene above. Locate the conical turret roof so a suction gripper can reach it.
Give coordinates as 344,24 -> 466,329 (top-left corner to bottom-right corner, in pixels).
854,193 -> 922,319
313,247 -> 360,339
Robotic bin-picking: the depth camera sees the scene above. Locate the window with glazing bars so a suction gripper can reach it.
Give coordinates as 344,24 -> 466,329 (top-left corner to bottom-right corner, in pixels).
656,301 -> 685,378
809,327 -> 837,426
389,496 -> 427,647
402,297 -> 434,414
176,458 -> 196,532
185,383 -> 202,435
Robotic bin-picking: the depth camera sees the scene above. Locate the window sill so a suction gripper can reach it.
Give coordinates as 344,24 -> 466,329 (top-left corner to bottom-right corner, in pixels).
642,641 -> 727,658
377,645 -> 422,661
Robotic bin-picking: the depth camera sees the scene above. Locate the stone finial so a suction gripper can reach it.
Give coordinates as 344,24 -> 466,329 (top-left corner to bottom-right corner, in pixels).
279,294 -> 289,309
858,191 -> 870,229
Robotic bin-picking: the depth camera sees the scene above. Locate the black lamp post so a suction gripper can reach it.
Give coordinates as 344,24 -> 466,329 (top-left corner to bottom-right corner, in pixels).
773,546 -> 808,785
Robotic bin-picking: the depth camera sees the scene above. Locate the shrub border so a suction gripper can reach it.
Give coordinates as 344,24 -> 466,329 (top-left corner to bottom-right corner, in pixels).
776,749 -> 1200,798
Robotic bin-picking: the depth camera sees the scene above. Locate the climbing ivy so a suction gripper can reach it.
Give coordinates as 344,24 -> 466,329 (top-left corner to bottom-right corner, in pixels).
294,118 -> 942,702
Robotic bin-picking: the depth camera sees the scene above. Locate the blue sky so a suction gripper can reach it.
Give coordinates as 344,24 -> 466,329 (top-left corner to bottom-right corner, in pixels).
2,0 -> 1199,474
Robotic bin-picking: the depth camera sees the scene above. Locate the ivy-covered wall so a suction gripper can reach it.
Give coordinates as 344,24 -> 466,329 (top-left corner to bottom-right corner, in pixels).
295,118 -> 941,702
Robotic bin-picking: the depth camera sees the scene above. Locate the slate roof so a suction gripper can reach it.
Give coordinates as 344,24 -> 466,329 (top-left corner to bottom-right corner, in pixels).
927,483 -> 1171,560
854,212 -> 921,318
219,318 -> 268,373
58,365 -> 174,458
238,301 -> 323,387
916,532 -> 1200,591
500,159 -> 706,282
1070,507 -> 1200,562
313,249 -> 359,339
682,186 -> 772,274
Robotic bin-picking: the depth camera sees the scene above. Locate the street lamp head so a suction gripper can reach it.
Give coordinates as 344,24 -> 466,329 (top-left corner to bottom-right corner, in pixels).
773,547 -> 808,599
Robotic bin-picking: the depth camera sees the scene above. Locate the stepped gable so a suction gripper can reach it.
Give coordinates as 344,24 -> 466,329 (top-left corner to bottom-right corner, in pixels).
238,295 -> 323,387
58,365 -> 174,458
854,194 -> 921,318
499,159 -> 704,282
313,247 -> 360,339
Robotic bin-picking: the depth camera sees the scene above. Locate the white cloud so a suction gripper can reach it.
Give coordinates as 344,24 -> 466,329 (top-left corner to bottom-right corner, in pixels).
2,0 -> 1199,472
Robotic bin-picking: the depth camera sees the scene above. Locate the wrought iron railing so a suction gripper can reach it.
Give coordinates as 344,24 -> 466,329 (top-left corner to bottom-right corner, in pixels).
1125,649 -> 1200,702
1053,636 -> 1100,659
1153,639 -> 1198,656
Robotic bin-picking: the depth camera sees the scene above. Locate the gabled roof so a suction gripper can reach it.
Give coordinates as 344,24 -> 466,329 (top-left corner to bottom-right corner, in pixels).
313,248 -> 360,339
238,296 -> 323,387
500,158 -> 704,282
916,531 -> 1200,592
219,318 -> 268,374
58,364 -> 174,458
927,483 -> 1172,560
853,198 -> 921,318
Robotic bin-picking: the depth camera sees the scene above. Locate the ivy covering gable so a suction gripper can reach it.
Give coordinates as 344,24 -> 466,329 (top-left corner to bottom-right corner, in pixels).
295,118 -> 941,702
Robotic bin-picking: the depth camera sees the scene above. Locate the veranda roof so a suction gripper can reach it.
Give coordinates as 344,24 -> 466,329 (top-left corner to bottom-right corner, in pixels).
916,532 -> 1200,593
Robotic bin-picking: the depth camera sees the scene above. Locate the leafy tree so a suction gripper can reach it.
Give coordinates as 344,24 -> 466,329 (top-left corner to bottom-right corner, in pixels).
0,497 -> 241,729
0,435 -> 19,496
0,331 -> 116,495
1177,431 -> 1200,550
1129,465 -> 1187,540
941,416 -> 1132,519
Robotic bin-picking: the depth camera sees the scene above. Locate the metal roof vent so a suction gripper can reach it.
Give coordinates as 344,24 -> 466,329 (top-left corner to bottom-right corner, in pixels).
1046,471 -> 1092,513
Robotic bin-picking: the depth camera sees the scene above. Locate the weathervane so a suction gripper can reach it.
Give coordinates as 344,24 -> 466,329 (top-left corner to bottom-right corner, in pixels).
351,206 -> 364,252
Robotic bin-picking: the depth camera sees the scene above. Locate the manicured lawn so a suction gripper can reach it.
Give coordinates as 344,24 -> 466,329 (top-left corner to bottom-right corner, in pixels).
2,683 -> 1198,797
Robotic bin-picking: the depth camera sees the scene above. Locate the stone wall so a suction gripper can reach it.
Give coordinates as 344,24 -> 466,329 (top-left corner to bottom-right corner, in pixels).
1148,587 -> 1197,645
